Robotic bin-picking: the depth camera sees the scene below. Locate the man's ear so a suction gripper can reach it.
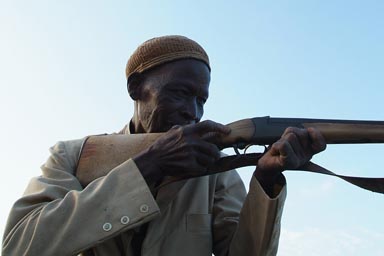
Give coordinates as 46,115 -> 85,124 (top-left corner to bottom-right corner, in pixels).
127,73 -> 143,100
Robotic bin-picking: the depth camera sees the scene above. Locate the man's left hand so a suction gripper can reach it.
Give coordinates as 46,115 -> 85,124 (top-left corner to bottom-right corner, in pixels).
255,127 -> 327,194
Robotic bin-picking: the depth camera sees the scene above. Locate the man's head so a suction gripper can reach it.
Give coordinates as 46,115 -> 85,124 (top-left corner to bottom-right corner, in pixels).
126,36 -> 211,133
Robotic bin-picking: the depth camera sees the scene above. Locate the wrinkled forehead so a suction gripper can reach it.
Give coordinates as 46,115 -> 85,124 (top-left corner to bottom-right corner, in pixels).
144,59 -> 211,86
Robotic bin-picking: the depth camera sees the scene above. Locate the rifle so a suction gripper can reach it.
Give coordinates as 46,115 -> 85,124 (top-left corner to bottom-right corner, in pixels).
75,116 -> 384,193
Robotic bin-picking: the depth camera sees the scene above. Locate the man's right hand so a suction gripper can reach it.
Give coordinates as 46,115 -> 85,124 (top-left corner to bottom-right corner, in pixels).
133,120 -> 231,186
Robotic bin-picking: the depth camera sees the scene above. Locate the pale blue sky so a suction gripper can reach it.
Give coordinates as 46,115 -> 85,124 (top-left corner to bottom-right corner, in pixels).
1,1 -> 383,255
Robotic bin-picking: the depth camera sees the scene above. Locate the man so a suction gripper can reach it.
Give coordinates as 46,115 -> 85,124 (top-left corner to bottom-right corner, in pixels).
2,35 -> 326,255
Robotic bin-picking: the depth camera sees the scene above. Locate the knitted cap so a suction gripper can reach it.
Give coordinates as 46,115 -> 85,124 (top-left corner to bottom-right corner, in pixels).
125,35 -> 210,80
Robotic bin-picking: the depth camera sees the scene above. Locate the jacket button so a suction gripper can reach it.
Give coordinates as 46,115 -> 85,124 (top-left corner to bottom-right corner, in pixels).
120,216 -> 130,225
140,204 -> 149,213
102,222 -> 112,231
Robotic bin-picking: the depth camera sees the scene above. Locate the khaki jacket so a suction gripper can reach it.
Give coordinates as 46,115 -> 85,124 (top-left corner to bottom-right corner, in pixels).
2,138 -> 286,256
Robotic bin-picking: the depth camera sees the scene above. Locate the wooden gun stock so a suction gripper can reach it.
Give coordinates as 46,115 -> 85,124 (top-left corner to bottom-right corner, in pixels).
75,116 -> 384,193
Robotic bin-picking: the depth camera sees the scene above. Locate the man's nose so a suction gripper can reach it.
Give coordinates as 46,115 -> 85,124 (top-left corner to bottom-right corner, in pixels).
182,99 -> 199,122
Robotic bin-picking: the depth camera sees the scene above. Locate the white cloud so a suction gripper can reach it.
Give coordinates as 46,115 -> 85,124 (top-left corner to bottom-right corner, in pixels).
278,227 -> 384,256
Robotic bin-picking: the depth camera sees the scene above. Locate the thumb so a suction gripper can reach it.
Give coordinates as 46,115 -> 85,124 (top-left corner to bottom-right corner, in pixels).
191,120 -> 230,136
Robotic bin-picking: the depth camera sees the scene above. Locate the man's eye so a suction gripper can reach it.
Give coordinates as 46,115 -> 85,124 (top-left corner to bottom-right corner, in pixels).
172,89 -> 188,97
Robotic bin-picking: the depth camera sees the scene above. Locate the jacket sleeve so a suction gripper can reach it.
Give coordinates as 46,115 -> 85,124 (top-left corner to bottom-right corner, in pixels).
212,171 -> 287,256
2,139 -> 160,256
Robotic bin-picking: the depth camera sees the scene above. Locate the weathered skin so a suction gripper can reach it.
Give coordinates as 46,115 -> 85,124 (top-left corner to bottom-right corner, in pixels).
127,58 -> 326,195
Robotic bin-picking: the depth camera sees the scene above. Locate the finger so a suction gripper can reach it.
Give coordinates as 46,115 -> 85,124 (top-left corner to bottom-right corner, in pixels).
282,126 -> 302,137
167,139 -> 220,163
186,120 -> 231,136
170,125 -> 182,130
171,152 -> 212,176
270,140 -> 300,169
285,127 -> 325,154
270,140 -> 289,158
194,140 -> 221,160
281,127 -> 307,155
201,129 -> 232,144
195,153 -> 218,168
165,159 -> 206,177
307,127 -> 327,153
283,127 -> 310,142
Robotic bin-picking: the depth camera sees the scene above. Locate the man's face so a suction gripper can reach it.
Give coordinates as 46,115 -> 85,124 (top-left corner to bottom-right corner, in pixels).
134,59 -> 210,133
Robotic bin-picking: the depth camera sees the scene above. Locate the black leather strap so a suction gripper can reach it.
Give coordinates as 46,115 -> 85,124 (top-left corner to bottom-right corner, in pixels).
297,161 -> 384,193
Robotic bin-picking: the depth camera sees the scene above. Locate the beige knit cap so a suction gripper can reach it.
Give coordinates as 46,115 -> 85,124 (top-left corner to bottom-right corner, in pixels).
125,35 -> 210,80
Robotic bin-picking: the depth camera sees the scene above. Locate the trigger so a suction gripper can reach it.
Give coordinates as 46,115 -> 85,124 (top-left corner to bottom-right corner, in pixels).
233,145 -> 241,155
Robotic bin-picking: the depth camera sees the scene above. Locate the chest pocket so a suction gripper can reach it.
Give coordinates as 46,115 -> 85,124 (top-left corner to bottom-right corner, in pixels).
186,214 -> 212,233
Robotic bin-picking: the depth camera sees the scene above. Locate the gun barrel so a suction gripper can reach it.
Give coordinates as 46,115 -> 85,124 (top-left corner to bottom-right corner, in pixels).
302,122 -> 384,144
221,116 -> 384,147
